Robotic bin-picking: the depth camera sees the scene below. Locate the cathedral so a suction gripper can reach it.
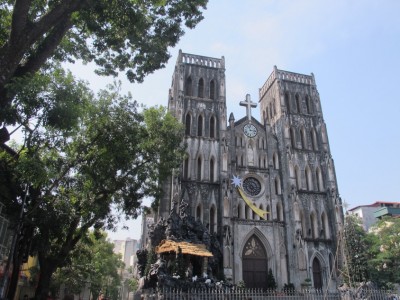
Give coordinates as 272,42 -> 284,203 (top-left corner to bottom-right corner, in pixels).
157,50 -> 344,290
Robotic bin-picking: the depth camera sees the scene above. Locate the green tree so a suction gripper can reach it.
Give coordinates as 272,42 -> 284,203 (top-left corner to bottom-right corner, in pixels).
51,231 -> 123,299
0,0 -> 207,124
0,68 -> 185,299
366,217 -> 400,287
266,268 -> 277,290
342,214 -> 370,286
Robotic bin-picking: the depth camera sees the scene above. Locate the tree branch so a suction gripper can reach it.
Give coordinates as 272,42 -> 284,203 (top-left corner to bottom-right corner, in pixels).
9,0 -> 32,45
15,18 -> 74,78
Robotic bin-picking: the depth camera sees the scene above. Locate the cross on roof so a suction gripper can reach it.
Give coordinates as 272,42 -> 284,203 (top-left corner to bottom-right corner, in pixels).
240,94 -> 257,121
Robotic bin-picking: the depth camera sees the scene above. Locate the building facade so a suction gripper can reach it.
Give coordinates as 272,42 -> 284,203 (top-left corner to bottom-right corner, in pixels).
348,201 -> 400,231
158,50 -> 344,290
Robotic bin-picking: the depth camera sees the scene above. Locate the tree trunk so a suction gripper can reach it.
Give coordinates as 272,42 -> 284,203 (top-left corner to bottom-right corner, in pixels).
5,252 -> 22,300
34,257 -> 57,300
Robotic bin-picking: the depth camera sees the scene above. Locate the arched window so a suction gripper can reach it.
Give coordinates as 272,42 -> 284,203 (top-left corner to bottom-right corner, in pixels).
238,203 -> 242,218
210,158 -> 215,182
316,167 -> 324,191
305,166 -> 313,190
285,92 -> 290,112
275,176 -> 281,195
273,152 -> 279,169
305,95 -> 311,114
321,212 -> 329,239
244,205 -> 249,220
308,96 -> 313,114
210,206 -> 215,233
276,203 -> 282,221
241,155 -> 244,166
300,128 -> 307,149
311,128 -> 318,150
312,258 -> 323,289
197,157 -> 202,180
290,127 -> 296,148
209,80 -> 215,100
197,115 -> 203,136
295,166 -> 301,189
263,110 -> 266,124
183,157 -> 189,179
266,205 -> 271,220
310,212 -> 317,238
196,205 -> 202,221
198,78 -> 204,98
185,113 -> 191,135
210,116 -> 215,138
295,94 -> 301,113
185,77 -> 192,96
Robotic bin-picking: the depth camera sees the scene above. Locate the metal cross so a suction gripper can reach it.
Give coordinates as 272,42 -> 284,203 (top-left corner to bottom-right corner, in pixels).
240,94 -> 257,121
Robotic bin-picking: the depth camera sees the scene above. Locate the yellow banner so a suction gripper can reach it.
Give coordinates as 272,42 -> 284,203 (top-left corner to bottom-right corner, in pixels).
237,187 -> 269,219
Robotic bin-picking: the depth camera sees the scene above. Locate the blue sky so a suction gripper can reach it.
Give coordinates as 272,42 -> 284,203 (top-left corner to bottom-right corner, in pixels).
67,0 -> 400,240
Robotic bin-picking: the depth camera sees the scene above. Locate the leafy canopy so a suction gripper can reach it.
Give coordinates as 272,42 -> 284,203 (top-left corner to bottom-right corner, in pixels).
0,0 -> 207,124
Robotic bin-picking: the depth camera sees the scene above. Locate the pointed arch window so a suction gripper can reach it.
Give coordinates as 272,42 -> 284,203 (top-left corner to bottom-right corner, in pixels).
276,203 -> 282,221
197,157 -> 202,180
290,127 -> 296,148
197,115 -> 203,136
238,203 -> 242,218
185,77 -> 192,96
305,95 -> 311,114
285,92 -> 290,112
210,116 -> 215,138
210,206 -> 216,233
210,158 -> 215,182
185,113 -> 191,135
295,166 -> 301,189
305,166 -> 313,190
183,157 -> 189,179
198,78 -> 204,98
196,205 -> 202,221
321,212 -> 329,239
295,94 -> 301,113
275,176 -> 281,195
311,129 -> 318,150
316,167 -> 324,191
273,152 -> 279,169
300,128 -> 307,149
209,80 -> 215,99
266,205 -> 271,220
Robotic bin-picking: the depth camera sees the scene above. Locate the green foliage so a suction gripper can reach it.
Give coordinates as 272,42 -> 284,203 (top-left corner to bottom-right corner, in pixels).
236,280 -> 246,288
51,231 -> 123,297
0,0 -> 208,124
266,268 -> 277,290
144,248 -> 157,277
343,214 -> 370,286
366,217 -> 400,287
0,68 -> 185,297
127,277 -> 138,293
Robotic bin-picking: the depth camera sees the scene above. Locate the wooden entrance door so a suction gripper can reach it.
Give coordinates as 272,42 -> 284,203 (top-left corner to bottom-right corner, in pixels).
312,257 -> 323,289
242,235 -> 267,288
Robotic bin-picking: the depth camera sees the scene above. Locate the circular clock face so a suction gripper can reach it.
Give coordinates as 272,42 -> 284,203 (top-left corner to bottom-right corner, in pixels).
243,123 -> 257,138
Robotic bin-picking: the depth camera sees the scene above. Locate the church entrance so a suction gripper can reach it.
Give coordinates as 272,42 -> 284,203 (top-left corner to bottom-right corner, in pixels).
242,235 -> 268,288
312,257 -> 323,289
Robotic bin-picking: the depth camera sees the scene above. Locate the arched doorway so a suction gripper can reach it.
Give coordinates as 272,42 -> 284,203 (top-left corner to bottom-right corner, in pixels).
312,257 -> 323,289
242,235 -> 268,288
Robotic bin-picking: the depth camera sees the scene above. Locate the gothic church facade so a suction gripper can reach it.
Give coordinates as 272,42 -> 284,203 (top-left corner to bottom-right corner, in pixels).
158,50 -> 343,290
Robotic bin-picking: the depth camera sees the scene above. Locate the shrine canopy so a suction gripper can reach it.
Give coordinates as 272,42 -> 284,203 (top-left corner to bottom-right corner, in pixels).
156,240 -> 213,257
